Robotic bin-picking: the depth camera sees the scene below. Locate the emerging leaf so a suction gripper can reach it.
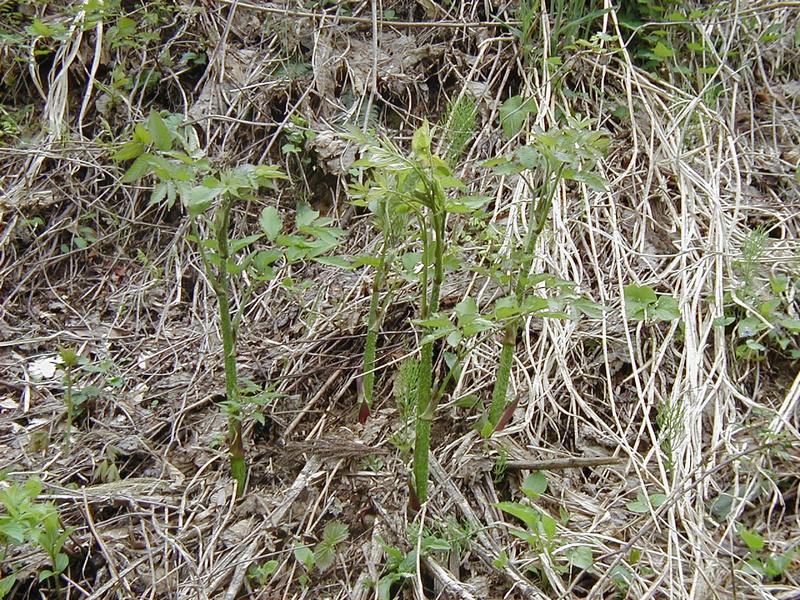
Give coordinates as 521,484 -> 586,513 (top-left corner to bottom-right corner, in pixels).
521,471 -> 548,499
147,111 -> 173,152
259,206 -> 283,241
499,95 -> 537,139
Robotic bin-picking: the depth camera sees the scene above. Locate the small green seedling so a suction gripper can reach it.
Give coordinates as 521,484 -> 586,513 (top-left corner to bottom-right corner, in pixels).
292,520 -> 350,586
624,285 -> 681,322
56,347 -> 79,448
371,528 -> 453,600
738,525 -> 797,581
294,546 -> 314,587
248,560 -> 279,587
314,521 -> 349,572
56,348 -> 103,449
496,471 -> 594,575
0,477 -> 73,599
715,271 -> 800,361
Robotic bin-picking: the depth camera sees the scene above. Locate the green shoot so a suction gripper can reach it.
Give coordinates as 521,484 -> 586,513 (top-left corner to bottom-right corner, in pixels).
56,347 -> 79,450
482,117 -> 608,436
348,121 -> 489,503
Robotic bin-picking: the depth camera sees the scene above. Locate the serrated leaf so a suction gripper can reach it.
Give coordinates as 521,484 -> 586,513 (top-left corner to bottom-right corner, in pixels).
444,330 -> 462,347
121,152 -> 154,183
422,535 -> 451,552
150,181 -> 168,205
296,203 -> 319,228
112,141 -> 144,161
322,521 -> 349,546
253,164 -> 287,181
315,521 -> 348,572
515,145 -> 540,169
259,206 -> 283,241
626,492 -> 661,514
769,274 -> 788,294
182,184 -> 222,217
652,41 -> 675,59
454,297 -> 478,319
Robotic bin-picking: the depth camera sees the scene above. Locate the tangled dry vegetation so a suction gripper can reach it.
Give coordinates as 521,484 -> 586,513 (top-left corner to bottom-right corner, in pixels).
1,0 -> 799,598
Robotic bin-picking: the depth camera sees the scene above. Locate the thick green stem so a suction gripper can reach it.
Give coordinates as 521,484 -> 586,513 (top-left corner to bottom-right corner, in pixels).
361,241 -> 389,417
214,200 -> 247,496
485,167 -> 563,436
484,323 -> 518,435
413,209 -> 445,503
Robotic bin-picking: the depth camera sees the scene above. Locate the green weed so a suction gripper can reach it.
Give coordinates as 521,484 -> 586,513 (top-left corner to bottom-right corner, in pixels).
348,121 -> 490,502
114,111 -> 342,495
496,471 -> 594,576
0,477 -> 73,599
715,229 -> 800,361
737,525 -> 797,581
482,116 -> 608,436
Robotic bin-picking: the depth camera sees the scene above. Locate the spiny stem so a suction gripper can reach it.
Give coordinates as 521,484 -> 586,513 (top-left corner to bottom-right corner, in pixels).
361,240 -> 389,419
214,198 -> 247,496
413,208 -> 445,503
485,166 -> 563,436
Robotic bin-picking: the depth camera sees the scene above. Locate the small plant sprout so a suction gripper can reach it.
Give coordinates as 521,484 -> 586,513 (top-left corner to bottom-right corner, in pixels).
53,349 -> 103,449
248,559 -> 279,587
713,229 -> 800,361
482,117 -> 609,436
496,471 -> 595,576
56,347 -> 79,448
624,285 -> 681,323
348,178 -> 410,423
0,477 -> 73,599
737,524 -> 797,580
314,521 -> 349,572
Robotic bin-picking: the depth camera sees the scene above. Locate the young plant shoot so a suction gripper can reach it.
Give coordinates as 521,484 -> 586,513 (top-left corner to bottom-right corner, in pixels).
482,117 -> 608,436
349,121 -> 488,503
113,112 -> 290,496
